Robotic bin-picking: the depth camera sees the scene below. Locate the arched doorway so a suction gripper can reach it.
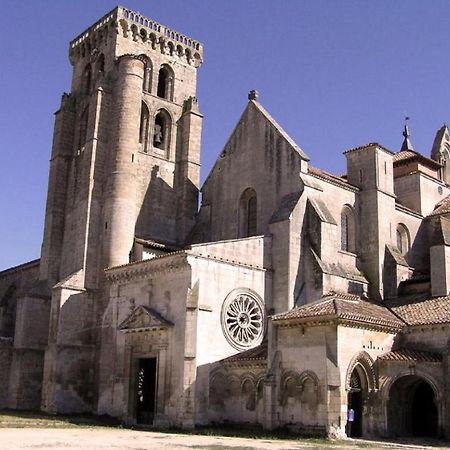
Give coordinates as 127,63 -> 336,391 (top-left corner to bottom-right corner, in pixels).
387,375 -> 438,437
347,368 -> 364,437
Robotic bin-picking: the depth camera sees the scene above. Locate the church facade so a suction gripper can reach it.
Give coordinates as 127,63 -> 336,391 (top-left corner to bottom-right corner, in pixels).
2,6 -> 450,439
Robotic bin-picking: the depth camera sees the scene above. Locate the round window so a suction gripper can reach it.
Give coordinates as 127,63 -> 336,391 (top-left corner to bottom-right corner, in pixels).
221,290 -> 265,350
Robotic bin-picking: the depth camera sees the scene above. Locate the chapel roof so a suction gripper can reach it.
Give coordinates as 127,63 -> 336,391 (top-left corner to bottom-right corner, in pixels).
220,341 -> 268,364
271,292 -> 404,330
378,348 -> 442,363
387,294 -> 450,326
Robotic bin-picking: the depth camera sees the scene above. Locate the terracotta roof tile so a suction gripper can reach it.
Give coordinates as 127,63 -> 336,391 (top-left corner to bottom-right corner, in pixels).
271,292 -> 404,330
429,195 -> 450,217
343,142 -> 394,155
221,341 -> 267,363
393,149 -> 441,169
308,166 -> 358,191
388,295 -> 450,325
378,348 -> 442,363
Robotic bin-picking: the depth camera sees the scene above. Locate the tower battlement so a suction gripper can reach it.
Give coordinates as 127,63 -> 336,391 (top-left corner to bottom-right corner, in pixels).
69,6 -> 203,67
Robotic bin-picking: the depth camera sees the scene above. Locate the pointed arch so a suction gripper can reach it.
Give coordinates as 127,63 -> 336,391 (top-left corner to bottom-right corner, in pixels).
345,351 -> 376,392
396,223 -> 410,255
341,204 -> 356,253
81,63 -> 92,95
157,64 -> 174,100
239,188 -> 257,237
139,101 -> 150,152
138,54 -> 153,93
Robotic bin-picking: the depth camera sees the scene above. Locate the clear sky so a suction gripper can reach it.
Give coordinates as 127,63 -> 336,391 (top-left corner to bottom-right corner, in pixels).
2,0 -> 450,270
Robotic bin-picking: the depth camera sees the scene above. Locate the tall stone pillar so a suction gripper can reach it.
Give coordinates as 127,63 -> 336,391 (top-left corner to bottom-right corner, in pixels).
103,55 -> 144,269
175,97 -> 203,244
39,94 -> 76,286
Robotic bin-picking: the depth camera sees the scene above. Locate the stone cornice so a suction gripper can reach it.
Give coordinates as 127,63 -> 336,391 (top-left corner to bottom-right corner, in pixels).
105,252 -> 189,283
273,316 -> 401,333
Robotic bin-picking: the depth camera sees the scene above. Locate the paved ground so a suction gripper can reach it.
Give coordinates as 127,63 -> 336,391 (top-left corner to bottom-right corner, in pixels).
0,428 -> 449,450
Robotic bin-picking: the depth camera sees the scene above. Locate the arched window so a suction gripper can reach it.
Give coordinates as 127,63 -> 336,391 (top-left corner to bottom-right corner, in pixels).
78,107 -> 89,150
143,62 -> 152,92
396,223 -> 410,255
81,64 -> 92,95
96,54 -> 105,75
157,65 -> 174,100
139,102 -> 149,151
239,188 -> 257,237
153,109 -> 171,154
442,148 -> 450,183
341,205 -> 356,253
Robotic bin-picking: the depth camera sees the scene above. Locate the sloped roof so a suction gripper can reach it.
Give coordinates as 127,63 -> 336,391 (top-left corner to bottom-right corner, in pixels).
308,166 -> 358,191
393,149 -> 441,169
270,191 -> 302,223
307,197 -> 337,225
221,341 -> 268,364
271,292 -> 404,330
378,348 -> 442,363
388,295 -> 450,326
429,195 -> 450,217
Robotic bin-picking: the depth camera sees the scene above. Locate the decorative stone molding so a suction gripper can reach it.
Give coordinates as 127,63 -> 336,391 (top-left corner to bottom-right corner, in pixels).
105,252 -> 189,283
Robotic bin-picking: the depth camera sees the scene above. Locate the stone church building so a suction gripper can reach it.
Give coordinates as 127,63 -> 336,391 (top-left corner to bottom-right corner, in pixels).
2,5 -> 450,439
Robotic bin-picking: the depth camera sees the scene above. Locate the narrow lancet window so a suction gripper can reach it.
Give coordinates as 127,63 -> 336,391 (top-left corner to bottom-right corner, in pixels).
139,102 -> 150,151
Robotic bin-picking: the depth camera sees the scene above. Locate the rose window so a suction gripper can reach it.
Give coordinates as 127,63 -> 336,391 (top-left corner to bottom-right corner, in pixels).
221,291 -> 265,350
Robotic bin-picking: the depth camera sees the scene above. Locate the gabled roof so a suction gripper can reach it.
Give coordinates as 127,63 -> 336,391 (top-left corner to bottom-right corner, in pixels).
202,99 -> 309,190
271,292 -> 404,330
378,348 -> 442,363
118,305 -> 173,332
252,100 -> 309,160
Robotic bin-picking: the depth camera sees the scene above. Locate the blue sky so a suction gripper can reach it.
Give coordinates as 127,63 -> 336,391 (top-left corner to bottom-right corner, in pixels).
2,0 -> 450,270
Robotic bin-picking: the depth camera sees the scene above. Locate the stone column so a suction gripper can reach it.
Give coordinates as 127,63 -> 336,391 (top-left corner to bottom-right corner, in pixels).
103,55 -> 144,269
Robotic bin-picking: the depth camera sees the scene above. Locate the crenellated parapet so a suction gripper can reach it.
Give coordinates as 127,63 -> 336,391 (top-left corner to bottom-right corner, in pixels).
69,6 -> 203,68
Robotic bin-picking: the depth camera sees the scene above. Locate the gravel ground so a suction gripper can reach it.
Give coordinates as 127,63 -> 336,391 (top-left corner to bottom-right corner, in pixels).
0,428 -> 449,450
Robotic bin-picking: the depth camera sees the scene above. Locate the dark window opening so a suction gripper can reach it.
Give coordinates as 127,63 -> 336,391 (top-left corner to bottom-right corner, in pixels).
82,64 -> 92,95
247,196 -> 257,237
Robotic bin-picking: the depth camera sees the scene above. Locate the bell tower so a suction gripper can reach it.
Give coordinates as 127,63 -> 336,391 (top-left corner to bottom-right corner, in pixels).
40,7 -> 203,413
40,6 -> 204,287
